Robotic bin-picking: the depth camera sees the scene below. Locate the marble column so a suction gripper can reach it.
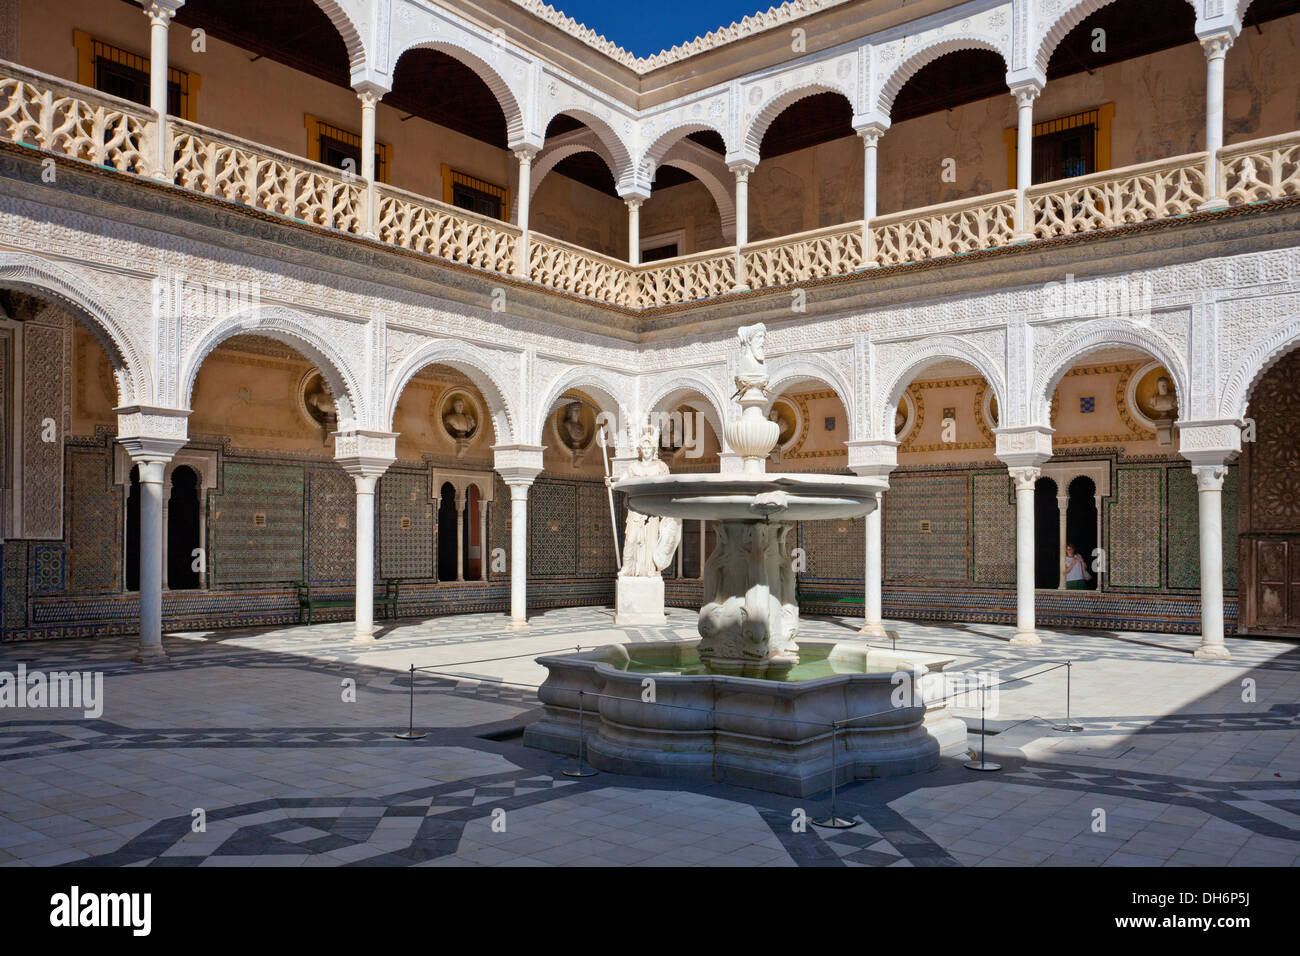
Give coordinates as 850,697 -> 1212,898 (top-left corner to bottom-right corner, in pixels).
1192,465 -> 1231,659
478,497 -> 489,581
1011,83 -> 1040,239
698,519 -> 706,580
626,199 -> 643,265
352,474 -> 378,642
507,482 -> 531,627
1200,32 -> 1234,209
1057,493 -> 1069,590
858,125 -> 884,268
142,1 -> 177,181
515,148 -> 535,272
134,459 -> 168,660
860,491 -> 887,636
455,495 -> 466,582
1009,466 -> 1042,646
357,88 -> 380,237
731,162 -> 753,288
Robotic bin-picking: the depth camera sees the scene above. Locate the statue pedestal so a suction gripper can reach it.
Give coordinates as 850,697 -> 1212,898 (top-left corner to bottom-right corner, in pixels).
615,576 -> 667,626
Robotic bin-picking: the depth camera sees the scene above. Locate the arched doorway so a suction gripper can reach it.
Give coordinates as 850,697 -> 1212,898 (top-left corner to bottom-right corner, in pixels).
1034,476 -> 1060,589
167,466 -> 201,590
1066,475 -> 1098,590
436,481 -> 458,582
125,465 -> 141,592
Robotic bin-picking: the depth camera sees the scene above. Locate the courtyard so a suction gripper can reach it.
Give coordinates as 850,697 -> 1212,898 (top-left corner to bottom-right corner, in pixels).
2,608 -> 1297,868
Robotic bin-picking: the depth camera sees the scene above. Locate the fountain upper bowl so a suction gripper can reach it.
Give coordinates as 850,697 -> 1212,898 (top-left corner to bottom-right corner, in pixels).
616,472 -> 888,521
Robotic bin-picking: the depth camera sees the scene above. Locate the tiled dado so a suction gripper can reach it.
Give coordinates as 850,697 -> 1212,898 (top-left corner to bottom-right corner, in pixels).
797,584 -> 1238,636
0,578 -> 615,642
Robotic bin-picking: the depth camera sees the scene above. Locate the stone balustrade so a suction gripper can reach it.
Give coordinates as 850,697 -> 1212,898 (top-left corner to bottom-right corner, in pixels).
3,60 -> 1298,312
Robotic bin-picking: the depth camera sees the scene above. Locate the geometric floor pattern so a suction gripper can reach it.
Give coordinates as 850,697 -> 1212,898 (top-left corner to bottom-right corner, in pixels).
2,606 -> 1298,866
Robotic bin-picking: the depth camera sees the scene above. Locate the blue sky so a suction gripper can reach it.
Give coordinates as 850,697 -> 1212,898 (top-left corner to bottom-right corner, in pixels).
549,1 -> 769,55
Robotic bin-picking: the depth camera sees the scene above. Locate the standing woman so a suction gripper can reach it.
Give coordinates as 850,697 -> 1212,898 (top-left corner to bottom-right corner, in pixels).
1064,543 -> 1093,590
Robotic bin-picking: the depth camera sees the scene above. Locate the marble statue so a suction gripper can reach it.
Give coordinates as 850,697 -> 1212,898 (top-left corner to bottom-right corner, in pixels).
442,396 -> 477,438
733,322 -> 771,399
303,373 -> 337,445
1148,375 -> 1177,447
610,425 -> 681,577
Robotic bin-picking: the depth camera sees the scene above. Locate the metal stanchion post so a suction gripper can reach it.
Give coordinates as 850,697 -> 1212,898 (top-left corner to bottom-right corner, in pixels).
393,663 -> 427,740
562,689 -> 598,778
964,680 -> 1000,771
1053,660 -> 1083,732
813,721 -> 857,829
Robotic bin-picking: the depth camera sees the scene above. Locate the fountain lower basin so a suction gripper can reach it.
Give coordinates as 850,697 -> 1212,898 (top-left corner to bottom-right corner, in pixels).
524,638 -> 969,796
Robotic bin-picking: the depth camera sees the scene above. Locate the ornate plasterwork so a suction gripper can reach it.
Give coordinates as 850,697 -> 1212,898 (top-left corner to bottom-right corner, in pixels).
384,335 -> 522,444
872,7 -> 1013,115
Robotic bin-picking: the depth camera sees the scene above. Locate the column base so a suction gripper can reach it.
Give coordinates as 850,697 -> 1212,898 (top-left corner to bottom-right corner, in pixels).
858,621 -> 890,638
508,618 -> 530,630
1010,231 -> 1035,243
1009,630 -> 1042,647
1197,198 -> 1229,212
352,627 -> 378,644
131,644 -> 168,663
853,262 -> 881,272
1194,642 -> 1232,660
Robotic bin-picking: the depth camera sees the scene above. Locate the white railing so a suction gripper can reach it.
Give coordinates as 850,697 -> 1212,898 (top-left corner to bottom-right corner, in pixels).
872,191 -> 1017,266
741,222 -> 864,289
1029,153 -> 1208,237
638,247 -> 737,306
529,233 -> 637,307
1220,131 -> 1300,206
2,61 -> 1298,311
171,118 -> 364,234
0,62 -> 152,174
378,182 -> 520,276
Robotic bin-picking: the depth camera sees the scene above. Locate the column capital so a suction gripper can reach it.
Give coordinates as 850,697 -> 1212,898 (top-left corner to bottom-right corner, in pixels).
1010,81 -> 1042,108
623,196 -> 646,210
1198,29 -> 1236,59
728,160 -> 756,181
1176,419 -> 1242,467
853,122 -> 888,146
333,429 -> 396,478
493,443 -> 545,485
513,145 -> 539,164
1008,465 -> 1042,491
1191,463 -> 1228,491
140,1 -> 184,25
995,425 -> 1053,469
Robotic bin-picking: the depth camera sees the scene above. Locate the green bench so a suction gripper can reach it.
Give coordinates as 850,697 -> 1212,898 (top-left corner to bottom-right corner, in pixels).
297,580 -> 401,625
797,587 -> 863,608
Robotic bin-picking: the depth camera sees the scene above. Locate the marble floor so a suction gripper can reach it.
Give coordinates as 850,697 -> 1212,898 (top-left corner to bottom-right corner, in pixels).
1,607 -> 1297,867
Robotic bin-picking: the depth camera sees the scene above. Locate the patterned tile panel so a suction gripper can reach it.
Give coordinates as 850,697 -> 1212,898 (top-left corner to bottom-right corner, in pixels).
799,515 -> 863,582
490,474 -> 509,581
971,471 -> 1015,586
884,473 -> 969,583
32,544 -> 65,593
528,479 -> 577,578
211,462 -> 304,585
21,324 -> 65,538
3,541 -> 27,630
1109,467 -> 1163,589
379,470 -> 434,580
307,465 -> 355,585
66,447 -> 119,591
1168,464 -> 1239,590
577,481 -> 618,576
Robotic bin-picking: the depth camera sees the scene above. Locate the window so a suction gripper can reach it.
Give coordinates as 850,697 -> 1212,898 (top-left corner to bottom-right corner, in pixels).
442,166 -> 508,221
1004,104 -> 1113,187
305,115 -> 390,182
641,229 -> 686,263
73,30 -> 199,120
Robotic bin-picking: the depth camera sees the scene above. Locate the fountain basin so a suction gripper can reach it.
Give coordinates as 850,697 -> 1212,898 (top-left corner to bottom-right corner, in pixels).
523,639 -> 969,796
615,472 -> 887,521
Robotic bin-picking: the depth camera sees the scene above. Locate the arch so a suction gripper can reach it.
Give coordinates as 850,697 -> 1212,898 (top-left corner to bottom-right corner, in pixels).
876,37 -> 1010,117
538,107 -> 635,188
640,121 -> 732,180
876,337 -> 1007,439
181,305 -> 365,428
743,83 -> 854,158
656,139 -> 737,242
385,338 -> 519,445
1221,315 -> 1300,420
0,254 -> 146,406
311,0 -> 369,76
641,370 -> 731,448
532,366 -> 633,447
522,128 -> 618,214
1033,0 -> 1199,75
765,355 -> 856,437
1032,319 -> 1189,427
391,40 -> 527,145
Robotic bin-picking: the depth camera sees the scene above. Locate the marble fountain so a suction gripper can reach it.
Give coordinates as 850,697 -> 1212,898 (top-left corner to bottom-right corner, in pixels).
524,325 -> 968,796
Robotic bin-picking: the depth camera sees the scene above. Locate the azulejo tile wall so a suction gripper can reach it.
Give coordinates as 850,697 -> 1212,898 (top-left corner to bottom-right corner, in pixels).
799,515 -> 864,581
1167,464 -> 1239,590
884,472 -> 969,583
66,446 -> 119,591
211,461 -> 305,585
306,465 -> 356,585
1109,466 -> 1164,589
379,469 -> 434,580
971,471 -> 1015,586
528,479 -> 578,578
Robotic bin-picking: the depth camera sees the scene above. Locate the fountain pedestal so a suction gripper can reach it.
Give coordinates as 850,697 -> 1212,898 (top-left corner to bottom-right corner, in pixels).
614,575 -> 668,626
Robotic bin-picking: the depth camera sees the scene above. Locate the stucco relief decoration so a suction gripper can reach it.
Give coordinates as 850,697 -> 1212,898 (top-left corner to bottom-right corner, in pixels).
438,388 -> 482,459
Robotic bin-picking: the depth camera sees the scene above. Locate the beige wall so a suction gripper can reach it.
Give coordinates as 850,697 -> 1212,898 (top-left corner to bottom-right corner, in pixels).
641,179 -> 727,255
530,173 -> 627,258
